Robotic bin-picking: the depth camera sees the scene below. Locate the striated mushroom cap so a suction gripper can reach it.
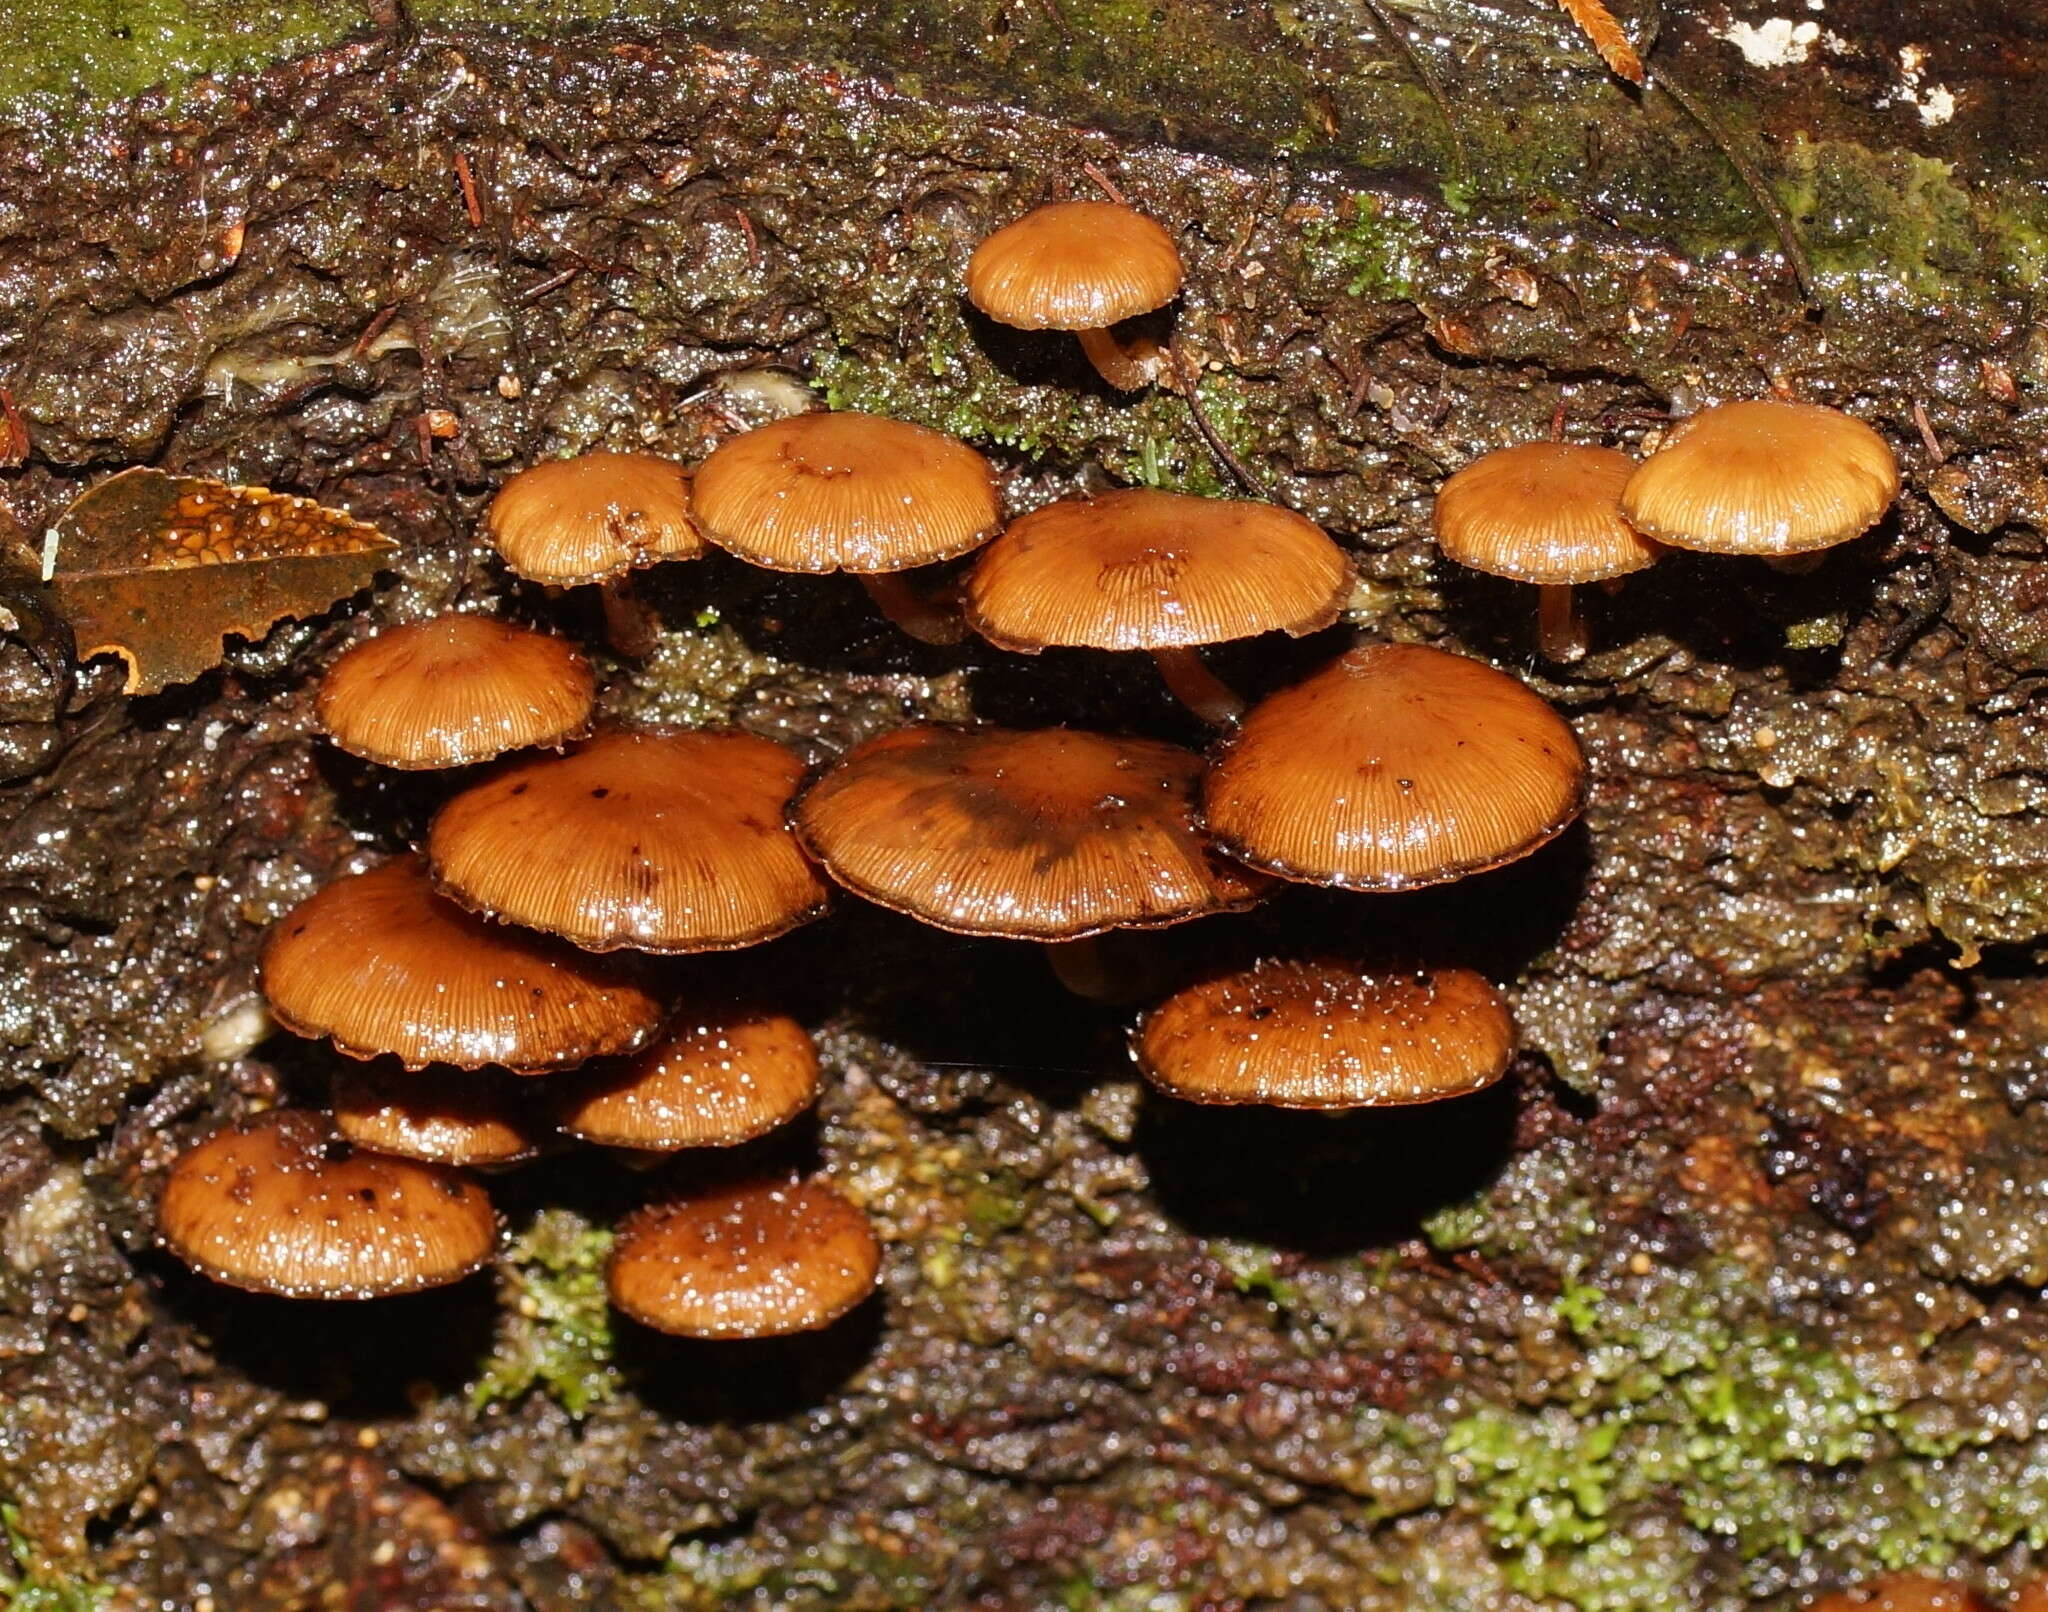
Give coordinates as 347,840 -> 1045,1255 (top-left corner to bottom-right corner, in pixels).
966,487 -> 1351,652
1433,442 -> 1659,585
1202,643 -> 1585,890
485,451 -> 704,586
333,1063 -> 547,1167
262,857 -> 664,1071
315,614 -> 595,770
692,412 -> 1001,574
1134,958 -> 1514,1108
795,724 -> 1269,940
427,728 -> 827,954
158,1110 -> 500,1298
556,1005 -> 821,1150
1621,400 -> 1899,557
966,200 -> 1183,331
607,1175 -> 880,1338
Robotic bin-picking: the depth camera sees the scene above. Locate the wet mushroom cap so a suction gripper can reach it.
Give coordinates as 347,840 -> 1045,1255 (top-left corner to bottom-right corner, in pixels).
262,857 -> 664,1071
556,1005 -> 822,1150
428,728 -> 826,954
485,451 -> 704,586
606,1175 -> 881,1338
1202,642 -> 1585,890
966,200 -> 1184,331
333,1063 -> 546,1167
1433,442 -> 1659,585
1134,959 -> 1514,1108
965,488 -> 1352,651
794,724 -> 1269,940
158,1110 -> 500,1298
315,614 -> 596,769
692,412 -> 1002,573
1620,399 -> 1900,556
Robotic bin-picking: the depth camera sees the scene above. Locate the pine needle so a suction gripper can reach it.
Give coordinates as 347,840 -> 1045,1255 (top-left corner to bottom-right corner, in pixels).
1559,0 -> 1644,85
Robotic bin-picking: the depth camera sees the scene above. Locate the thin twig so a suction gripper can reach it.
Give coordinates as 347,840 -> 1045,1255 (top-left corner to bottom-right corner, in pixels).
1170,341 -> 1269,500
454,150 -> 485,228
1356,0 -> 1468,181
1081,161 -> 1128,205
1649,62 -> 1816,309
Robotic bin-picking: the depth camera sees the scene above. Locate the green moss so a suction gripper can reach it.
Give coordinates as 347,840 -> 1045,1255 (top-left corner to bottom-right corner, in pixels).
469,1208 -> 620,1417
0,1503 -> 108,1612
1211,1240 -> 1305,1312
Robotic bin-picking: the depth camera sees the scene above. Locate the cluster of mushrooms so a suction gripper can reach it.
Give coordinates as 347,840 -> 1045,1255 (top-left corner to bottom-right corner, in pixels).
156,198 -> 1902,1341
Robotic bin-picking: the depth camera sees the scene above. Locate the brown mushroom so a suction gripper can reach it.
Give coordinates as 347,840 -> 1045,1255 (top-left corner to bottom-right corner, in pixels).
794,723 -> 1268,940
485,451 -> 704,655
1134,958 -> 1514,1108
1803,1577 -> 1989,1612
1202,643 -> 1585,890
333,1063 -> 546,1167
691,411 -> 1002,644
606,1175 -> 881,1338
1621,399 -> 1899,561
427,728 -> 826,954
1433,442 -> 1659,662
966,199 -> 1184,390
965,487 -> 1352,722
556,1004 -> 821,1151
315,614 -> 596,769
158,1110 -> 499,1298
262,857 -> 664,1071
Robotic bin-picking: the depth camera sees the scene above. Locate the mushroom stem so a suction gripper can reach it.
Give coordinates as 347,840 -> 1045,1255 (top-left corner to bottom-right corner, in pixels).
599,576 -> 660,658
1149,646 -> 1246,725
1761,552 -> 1827,576
858,572 -> 967,646
1042,936 -> 1120,1002
1536,584 -> 1589,663
1077,325 -> 1167,392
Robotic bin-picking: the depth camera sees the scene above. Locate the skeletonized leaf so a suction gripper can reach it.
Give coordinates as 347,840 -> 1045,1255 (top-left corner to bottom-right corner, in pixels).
43,468 -> 399,694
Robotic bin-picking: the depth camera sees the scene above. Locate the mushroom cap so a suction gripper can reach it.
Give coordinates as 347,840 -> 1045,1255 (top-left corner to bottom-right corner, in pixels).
556,1005 -> 821,1150
485,451 -> 704,586
794,724 -> 1270,940
262,857 -> 664,1071
158,1111 -> 500,1298
1804,1578 -> 1989,1612
1202,642 -> 1585,890
1620,400 -> 1900,556
606,1175 -> 880,1338
1433,442 -> 1660,585
1134,958 -> 1514,1108
965,488 -> 1352,652
315,614 -> 596,770
966,200 -> 1184,331
427,728 -> 827,954
692,412 -> 1002,574
333,1063 -> 545,1167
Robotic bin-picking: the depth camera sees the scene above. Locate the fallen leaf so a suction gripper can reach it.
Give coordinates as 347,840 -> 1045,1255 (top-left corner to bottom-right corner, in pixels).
41,468 -> 399,694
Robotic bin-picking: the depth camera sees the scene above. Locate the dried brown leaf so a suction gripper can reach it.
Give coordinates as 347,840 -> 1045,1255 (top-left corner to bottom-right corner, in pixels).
1559,0 -> 1645,85
42,468 -> 399,694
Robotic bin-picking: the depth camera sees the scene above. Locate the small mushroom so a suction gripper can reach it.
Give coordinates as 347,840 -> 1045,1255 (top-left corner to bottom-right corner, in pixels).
556,1005 -> 821,1151
1134,958 -> 1514,1108
485,451 -> 704,655
262,857 -> 664,1071
1803,1577 -> 1989,1612
691,411 -> 1001,644
966,199 -> 1184,390
158,1110 -> 500,1298
333,1063 -> 546,1167
794,723 -> 1268,940
1621,399 -> 1900,563
965,487 -> 1352,722
1201,642 -> 1585,890
606,1175 -> 881,1338
1433,442 -> 1659,662
427,728 -> 826,954
315,613 -> 596,769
